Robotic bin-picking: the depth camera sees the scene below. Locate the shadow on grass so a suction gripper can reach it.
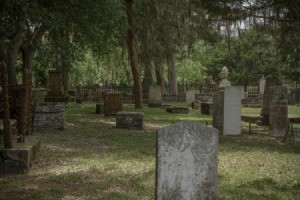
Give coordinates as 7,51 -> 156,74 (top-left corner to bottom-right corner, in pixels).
219,132 -> 300,155
219,177 -> 300,200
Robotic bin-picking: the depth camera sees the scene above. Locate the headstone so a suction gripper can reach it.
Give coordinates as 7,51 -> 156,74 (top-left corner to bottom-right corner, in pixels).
186,90 -> 195,106
223,86 -> 242,135
116,111 -> 144,130
104,92 -> 122,115
259,75 -> 266,98
212,92 -> 224,131
156,122 -> 218,200
260,76 -> 274,126
269,86 -> 288,137
47,71 -> 63,96
148,85 -> 163,107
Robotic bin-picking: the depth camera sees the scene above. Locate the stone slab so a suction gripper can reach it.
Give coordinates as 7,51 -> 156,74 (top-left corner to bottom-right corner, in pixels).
104,92 -> 122,116
269,86 -> 288,137
0,136 -> 41,173
186,90 -> 195,106
166,106 -> 189,114
148,85 -> 163,106
156,122 -> 218,200
223,86 -> 242,135
212,92 -> 224,131
116,111 -> 144,130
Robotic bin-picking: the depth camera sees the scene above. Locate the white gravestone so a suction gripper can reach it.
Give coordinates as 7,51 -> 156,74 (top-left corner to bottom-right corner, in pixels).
223,86 -> 242,135
148,85 -> 163,107
186,90 -> 195,106
156,122 -> 218,200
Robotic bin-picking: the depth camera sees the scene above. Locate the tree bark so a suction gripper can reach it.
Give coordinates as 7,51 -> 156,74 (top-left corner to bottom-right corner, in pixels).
0,20 -> 25,86
0,61 -> 13,148
166,45 -> 178,96
154,57 -> 165,95
125,0 -> 143,108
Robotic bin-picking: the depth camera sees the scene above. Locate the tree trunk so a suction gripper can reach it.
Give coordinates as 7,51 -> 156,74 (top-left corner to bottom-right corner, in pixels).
154,58 -> 165,95
166,45 -> 178,96
125,0 -> 143,108
0,61 -> 13,148
62,62 -> 70,93
142,62 -> 153,90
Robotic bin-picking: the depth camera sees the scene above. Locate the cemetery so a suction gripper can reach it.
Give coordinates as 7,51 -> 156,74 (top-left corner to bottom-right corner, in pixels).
1,1 -> 300,199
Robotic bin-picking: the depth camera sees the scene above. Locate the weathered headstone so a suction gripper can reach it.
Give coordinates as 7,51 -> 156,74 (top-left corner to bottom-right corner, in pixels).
104,92 -> 122,115
223,86 -> 242,135
47,71 -> 63,96
269,86 -> 288,137
260,75 -> 274,126
156,122 -> 218,200
259,75 -> 266,98
45,71 -> 67,103
212,92 -> 224,131
148,85 -> 163,107
186,90 -> 195,106
116,111 -> 144,130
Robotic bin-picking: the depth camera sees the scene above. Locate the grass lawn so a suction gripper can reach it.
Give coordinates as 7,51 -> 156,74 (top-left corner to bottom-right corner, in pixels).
0,103 -> 299,199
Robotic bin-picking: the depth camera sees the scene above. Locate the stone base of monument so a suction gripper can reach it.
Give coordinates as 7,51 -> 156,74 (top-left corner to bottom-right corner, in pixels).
116,112 -> 144,130
166,106 -> 189,114
0,136 -> 41,173
34,104 -> 65,131
96,103 -> 104,114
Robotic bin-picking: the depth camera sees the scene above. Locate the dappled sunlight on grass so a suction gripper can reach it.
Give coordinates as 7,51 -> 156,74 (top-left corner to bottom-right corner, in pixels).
1,102 -> 299,199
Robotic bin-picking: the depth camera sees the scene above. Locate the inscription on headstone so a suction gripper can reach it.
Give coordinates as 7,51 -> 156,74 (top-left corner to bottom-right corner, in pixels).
269,86 -> 288,137
156,122 -> 218,200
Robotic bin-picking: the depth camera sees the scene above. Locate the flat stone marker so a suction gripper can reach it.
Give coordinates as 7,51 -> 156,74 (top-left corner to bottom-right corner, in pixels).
156,122 -> 218,200
270,86 -> 288,137
186,90 -> 195,106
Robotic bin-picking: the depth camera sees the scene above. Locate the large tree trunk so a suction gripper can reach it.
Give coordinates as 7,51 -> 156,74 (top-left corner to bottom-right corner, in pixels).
142,62 -> 153,90
154,57 -> 165,95
0,61 -> 13,148
62,61 -> 70,93
0,21 -> 25,86
61,25 -> 71,93
166,45 -> 178,96
141,20 -> 153,90
125,0 -> 143,108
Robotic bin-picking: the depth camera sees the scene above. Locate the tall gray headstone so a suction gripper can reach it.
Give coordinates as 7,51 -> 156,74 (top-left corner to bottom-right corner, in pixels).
223,86 -> 242,135
156,122 -> 218,200
269,86 -> 288,137
186,90 -> 195,106
259,75 -> 266,98
148,85 -> 163,107
212,92 -> 224,131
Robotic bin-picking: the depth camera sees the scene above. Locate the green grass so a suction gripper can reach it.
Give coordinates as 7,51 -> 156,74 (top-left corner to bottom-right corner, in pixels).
0,102 -> 299,199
